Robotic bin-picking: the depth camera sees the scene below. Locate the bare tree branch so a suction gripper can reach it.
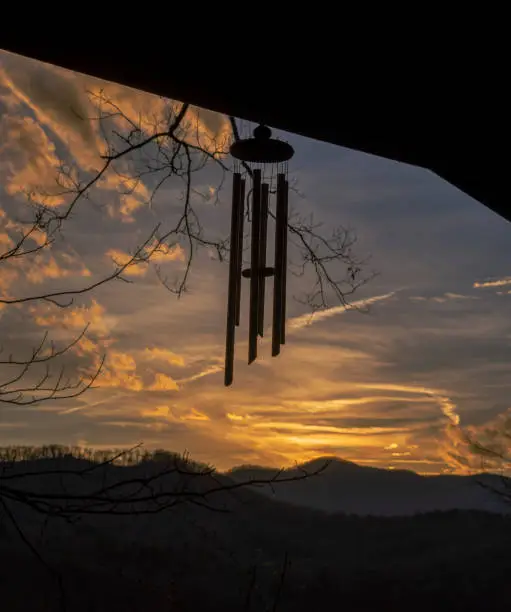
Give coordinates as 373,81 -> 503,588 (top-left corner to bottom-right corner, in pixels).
0,446 -> 331,520
0,89 -> 365,542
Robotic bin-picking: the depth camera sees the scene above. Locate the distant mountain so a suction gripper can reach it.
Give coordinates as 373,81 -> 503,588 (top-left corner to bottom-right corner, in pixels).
4,454 -> 511,610
227,457 -> 511,516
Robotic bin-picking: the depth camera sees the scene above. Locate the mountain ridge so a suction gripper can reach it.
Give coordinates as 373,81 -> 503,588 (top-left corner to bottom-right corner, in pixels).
226,456 -> 511,516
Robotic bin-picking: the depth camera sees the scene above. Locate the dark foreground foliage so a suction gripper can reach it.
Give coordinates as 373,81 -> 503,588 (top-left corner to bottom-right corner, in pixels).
1,448 -> 510,611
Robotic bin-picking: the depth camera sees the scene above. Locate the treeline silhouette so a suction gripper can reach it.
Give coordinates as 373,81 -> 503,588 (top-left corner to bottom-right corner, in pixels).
0,443 -> 210,469
1,446 -> 511,611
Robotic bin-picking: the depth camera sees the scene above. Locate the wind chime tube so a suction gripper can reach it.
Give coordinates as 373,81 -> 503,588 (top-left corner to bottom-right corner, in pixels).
234,178 -> 246,327
280,179 -> 289,344
272,173 -> 286,357
257,181 -> 269,337
224,172 -> 242,386
248,168 -> 262,364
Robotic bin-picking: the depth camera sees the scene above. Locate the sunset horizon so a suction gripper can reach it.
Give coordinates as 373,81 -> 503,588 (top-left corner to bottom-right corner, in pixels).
1,49 -> 510,477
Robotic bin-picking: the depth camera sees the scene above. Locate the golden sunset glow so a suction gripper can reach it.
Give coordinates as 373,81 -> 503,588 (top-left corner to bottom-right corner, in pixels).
1,48 -> 511,478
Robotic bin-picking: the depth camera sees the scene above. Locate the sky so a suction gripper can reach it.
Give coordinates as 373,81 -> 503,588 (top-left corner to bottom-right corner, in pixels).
1,49 -> 511,475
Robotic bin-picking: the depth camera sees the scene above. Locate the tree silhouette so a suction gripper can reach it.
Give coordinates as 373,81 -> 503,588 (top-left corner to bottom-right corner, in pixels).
0,83 -> 368,598
1,88 -> 371,407
0,58 -> 397,612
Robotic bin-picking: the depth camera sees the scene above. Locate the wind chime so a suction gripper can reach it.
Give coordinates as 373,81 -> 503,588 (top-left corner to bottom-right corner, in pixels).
224,124 -> 294,386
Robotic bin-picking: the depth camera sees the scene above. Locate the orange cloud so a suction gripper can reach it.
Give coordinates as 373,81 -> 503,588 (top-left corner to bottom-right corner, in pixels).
148,373 -> 179,391
0,55 -> 102,172
105,242 -> 185,276
474,277 -> 511,289
99,173 -> 151,222
180,408 -> 209,421
85,351 -> 181,395
74,334 -> 101,357
140,404 -> 209,423
356,383 -> 460,426
73,338 -> 177,395
226,412 -> 248,422
384,443 -> 399,450
143,347 -> 185,367
0,267 -> 19,293
0,208 -> 90,297
149,241 -> 186,264
176,294 -> 396,389
0,231 -> 13,248
33,299 -> 111,336
0,207 -> 50,256
0,115 -> 66,206
84,79 -> 230,154
437,408 -> 511,474
105,248 -> 148,277
25,253 -> 90,284
109,350 -> 136,372
1,50 -> 232,233
141,405 -> 170,418
97,349 -> 143,392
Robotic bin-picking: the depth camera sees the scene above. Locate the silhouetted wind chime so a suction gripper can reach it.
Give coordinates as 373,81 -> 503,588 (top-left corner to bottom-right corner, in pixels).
224,125 -> 294,386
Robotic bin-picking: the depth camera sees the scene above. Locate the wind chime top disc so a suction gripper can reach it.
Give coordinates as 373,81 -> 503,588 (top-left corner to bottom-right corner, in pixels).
230,125 -> 294,164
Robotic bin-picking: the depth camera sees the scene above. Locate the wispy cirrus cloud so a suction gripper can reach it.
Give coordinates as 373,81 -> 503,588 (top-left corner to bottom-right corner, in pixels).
3,49 -> 511,476
287,292 -> 396,332
143,347 -> 185,367
474,277 -> 511,289
171,291 -> 397,388
356,383 -> 460,426
409,292 -> 478,303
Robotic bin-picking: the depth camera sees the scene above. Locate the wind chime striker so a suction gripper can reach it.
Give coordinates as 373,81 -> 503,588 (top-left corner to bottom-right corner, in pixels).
224,125 -> 294,386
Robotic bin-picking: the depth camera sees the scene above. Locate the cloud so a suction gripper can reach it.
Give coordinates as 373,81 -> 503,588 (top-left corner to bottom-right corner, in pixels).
180,408 -> 210,421
141,404 -> 170,418
0,54 -> 102,171
0,49 -> 231,230
148,373 -> 179,391
436,407 -> 511,474
82,78 -> 230,152
100,174 -> 152,222
357,383 -> 460,426
0,57 -> 153,222
0,115 -> 66,206
140,404 -> 208,422
28,300 -> 161,396
163,348 -> 451,470
0,213 -> 90,296
287,292 -> 395,332
409,292 -> 478,303
143,347 -> 185,367
474,277 -> 511,289
105,241 -> 185,276
149,241 -> 186,263
0,267 -> 19,293
175,364 -> 223,385
105,248 -> 149,277
94,350 -> 143,392
32,299 -> 112,336
25,253 -> 90,284
4,50 -> 511,476
226,412 -> 250,422
89,351 -> 180,394
178,292 -> 396,386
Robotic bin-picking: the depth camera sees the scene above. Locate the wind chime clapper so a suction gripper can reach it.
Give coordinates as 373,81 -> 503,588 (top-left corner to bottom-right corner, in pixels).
224,124 -> 294,386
